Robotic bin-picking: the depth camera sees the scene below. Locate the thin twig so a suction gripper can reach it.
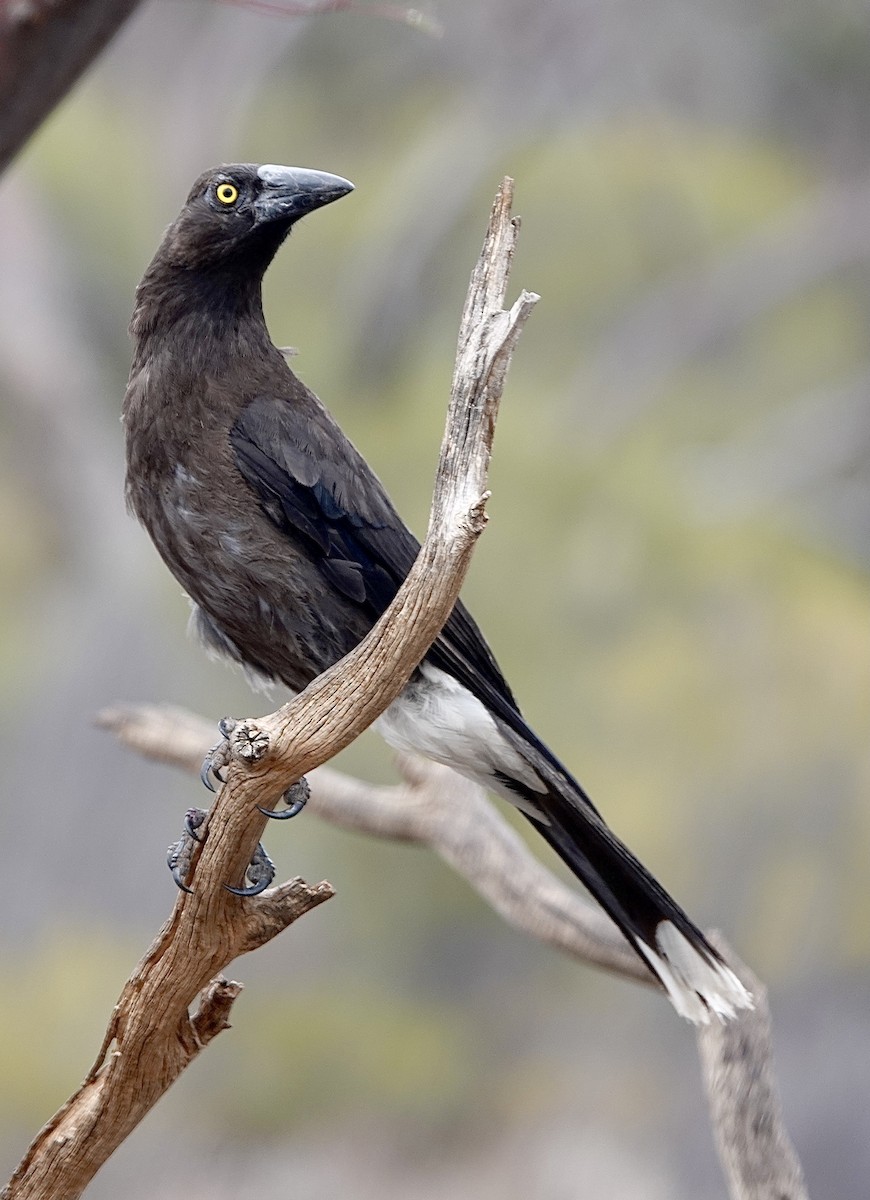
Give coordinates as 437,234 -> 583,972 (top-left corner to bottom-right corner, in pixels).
221,0 -> 443,37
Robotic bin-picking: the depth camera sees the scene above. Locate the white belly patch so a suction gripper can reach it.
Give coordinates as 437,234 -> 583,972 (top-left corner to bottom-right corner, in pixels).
376,663 -> 547,816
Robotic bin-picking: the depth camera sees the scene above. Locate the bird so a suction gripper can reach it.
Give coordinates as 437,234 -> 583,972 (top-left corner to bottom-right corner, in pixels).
123,162 -> 752,1024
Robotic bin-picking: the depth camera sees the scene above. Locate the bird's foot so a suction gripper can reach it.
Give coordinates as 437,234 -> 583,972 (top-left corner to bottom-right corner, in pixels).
167,808 -> 275,897
167,807 -> 208,892
201,716 -> 273,792
190,717 -> 281,896
200,717 -> 237,792
224,842 -> 276,897
184,807 -> 207,841
257,776 -> 310,820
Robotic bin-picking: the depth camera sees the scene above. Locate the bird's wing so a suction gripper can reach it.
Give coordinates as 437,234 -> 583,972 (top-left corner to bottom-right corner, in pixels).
230,392 -> 520,713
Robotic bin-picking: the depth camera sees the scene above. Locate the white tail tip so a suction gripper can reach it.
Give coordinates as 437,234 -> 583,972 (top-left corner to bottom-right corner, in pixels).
637,921 -> 754,1025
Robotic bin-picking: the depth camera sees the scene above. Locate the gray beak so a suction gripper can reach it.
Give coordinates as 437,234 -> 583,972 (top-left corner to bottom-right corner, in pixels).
254,164 -> 354,225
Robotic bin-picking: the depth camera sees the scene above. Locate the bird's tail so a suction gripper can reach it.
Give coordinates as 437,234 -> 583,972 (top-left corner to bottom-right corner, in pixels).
379,662 -> 751,1023
497,725 -> 753,1024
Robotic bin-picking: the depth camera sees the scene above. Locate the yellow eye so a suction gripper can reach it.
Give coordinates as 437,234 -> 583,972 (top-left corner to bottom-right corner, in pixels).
215,182 -> 239,206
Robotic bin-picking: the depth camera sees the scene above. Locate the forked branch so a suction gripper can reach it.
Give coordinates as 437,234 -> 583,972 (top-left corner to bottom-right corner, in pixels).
102,703 -> 809,1200
2,179 -> 538,1200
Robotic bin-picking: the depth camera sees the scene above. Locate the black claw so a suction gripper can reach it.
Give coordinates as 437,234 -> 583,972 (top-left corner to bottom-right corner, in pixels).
169,862 -> 194,894
223,879 -> 270,897
167,807 -> 208,892
199,753 -> 225,792
167,840 -> 193,893
184,807 -> 207,841
200,756 -> 227,793
200,718 -> 236,792
223,842 -> 275,897
257,777 -> 310,820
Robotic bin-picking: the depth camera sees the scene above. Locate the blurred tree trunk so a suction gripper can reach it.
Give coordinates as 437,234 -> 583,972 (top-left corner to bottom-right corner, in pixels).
0,0 -> 144,174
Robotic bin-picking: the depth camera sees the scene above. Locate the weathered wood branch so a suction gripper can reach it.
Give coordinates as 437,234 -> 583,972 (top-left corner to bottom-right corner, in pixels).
698,939 -> 808,1200
2,179 -> 537,1200
100,701 -> 809,1200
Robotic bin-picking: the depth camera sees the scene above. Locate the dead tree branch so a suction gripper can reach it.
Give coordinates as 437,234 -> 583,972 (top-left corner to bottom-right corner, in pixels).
2,179 -> 537,1200
698,939 -> 808,1200
100,701 -> 809,1200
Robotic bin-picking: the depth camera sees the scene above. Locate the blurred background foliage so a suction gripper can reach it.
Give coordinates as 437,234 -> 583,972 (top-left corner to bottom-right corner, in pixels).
1,0 -> 869,1195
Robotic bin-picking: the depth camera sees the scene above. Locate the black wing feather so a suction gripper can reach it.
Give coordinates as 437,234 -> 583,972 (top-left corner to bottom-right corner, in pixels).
232,393 -> 601,812
230,392 -> 520,709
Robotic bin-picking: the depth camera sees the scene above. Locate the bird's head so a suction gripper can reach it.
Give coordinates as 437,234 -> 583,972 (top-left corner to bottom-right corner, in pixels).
157,162 -> 354,273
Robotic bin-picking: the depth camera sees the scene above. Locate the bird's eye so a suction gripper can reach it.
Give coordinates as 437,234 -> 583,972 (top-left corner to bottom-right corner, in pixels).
215,182 -> 240,206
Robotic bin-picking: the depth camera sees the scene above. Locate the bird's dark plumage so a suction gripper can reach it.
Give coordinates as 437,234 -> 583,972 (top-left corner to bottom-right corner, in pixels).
123,163 -> 751,1022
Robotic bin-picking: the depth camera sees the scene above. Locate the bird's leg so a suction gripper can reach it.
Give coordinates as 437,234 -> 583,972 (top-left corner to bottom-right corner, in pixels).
257,776 -> 310,820
224,842 -> 276,897
167,807 -> 208,893
200,716 -> 238,792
